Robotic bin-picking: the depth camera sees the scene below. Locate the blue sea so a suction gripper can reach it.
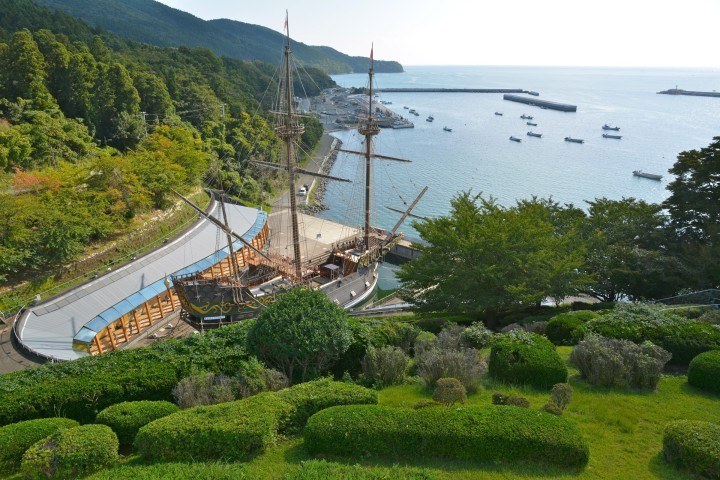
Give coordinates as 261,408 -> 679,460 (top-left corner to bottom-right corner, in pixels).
320,66 -> 720,242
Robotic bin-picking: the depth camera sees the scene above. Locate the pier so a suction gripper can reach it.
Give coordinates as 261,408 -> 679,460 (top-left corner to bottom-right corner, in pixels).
503,94 -> 577,112
377,88 -> 527,93
657,88 -> 720,98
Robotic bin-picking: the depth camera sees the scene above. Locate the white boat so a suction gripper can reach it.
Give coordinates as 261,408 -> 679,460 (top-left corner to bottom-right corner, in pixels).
443,126 -> 452,132
633,170 -> 662,180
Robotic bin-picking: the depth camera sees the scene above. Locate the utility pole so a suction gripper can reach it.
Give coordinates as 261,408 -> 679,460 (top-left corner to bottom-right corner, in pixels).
141,111 -> 148,137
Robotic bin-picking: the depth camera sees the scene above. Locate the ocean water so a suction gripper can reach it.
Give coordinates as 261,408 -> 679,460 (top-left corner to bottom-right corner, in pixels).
319,66 -> 720,238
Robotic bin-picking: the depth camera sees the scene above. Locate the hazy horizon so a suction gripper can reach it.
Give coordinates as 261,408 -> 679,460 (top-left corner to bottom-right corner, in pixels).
155,0 -> 720,69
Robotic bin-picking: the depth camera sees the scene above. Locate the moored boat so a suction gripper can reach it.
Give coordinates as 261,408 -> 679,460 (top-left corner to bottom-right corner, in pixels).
633,170 -> 662,180
426,115 -> 434,122
520,114 -> 534,120
494,112 -> 503,116
509,136 -> 522,142
443,126 -> 452,132
603,124 -> 620,131
527,132 -> 542,138
564,137 -> 584,143
527,121 -> 537,126
602,133 -> 622,139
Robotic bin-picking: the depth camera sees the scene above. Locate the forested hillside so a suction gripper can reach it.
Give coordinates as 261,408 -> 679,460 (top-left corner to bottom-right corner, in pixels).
32,0 -> 404,74
0,0 -> 327,289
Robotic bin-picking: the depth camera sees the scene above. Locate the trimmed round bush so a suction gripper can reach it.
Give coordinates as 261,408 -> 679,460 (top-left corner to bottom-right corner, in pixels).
21,424 -> 118,480
688,350 -> 720,394
95,400 -> 179,446
545,311 -> 598,346
305,404 -> 589,469
663,420 -> 720,479
432,378 -> 466,406
275,378 -> 378,429
134,392 -> 294,461
489,330 -> 568,389
0,417 -> 79,472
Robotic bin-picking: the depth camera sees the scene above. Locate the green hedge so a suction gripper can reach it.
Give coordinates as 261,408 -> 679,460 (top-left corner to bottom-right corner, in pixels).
276,378 -> 378,429
0,321 -> 255,426
287,460 -> 438,479
21,424 -> 118,480
545,311 -> 598,346
0,417 -> 79,472
688,350 -> 720,394
95,401 -> 179,446
585,303 -> 720,365
87,462 -> 248,479
488,331 -> 568,389
663,420 -> 720,479
305,405 -> 589,469
134,392 -> 294,462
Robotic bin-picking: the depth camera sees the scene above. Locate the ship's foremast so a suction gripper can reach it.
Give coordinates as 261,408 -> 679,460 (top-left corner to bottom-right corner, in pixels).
358,46 -> 380,253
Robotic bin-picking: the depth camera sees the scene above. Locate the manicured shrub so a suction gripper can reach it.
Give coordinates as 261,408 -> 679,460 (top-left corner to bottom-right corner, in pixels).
491,392 -> 530,408
361,346 -> 409,387
542,402 -> 564,416
432,378 -> 466,406
246,288 -> 352,383
461,322 -> 495,349
0,417 -> 79,472
287,460 -> 438,480
586,302 -> 720,365
663,420 -> 720,479
570,334 -> 671,390
87,462 -> 249,479
305,405 -> 589,469
545,311 -> 598,346
367,321 -> 421,353
95,401 -> 179,446
21,424 -> 118,480
489,330 -> 567,389
134,392 -> 294,461
550,383 -> 573,411
275,378 -> 378,429
688,350 -> 720,394
0,321 -> 258,426
416,347 -> 486,392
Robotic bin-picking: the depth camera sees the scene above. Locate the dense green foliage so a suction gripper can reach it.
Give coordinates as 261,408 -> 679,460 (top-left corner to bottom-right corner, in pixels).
134,392 -> 294,462
21,424 -> 118,479
247,288 -> 353,383
460,322 -> 495,349
570,334 -> 671,390
489,330 -> 568,389
398,193 -> 588,317
275,378 -> 378,430
663,420 -> 720,479
0,417 -> 79,472
545,311 -> 598,345
32,0 -> 403,74
360,346 -> 410,388
304,404 -> 589,469
585,303 -> 720,365
687,350 -> 720,394
87,462 -> 249,479
432,377 -> 467,406
0,324 -> 254,425
491,392 -> 531,408
95,401 -> 179,446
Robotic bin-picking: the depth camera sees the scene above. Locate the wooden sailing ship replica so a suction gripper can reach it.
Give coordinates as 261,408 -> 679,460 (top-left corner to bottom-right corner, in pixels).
170,20 -> 425,327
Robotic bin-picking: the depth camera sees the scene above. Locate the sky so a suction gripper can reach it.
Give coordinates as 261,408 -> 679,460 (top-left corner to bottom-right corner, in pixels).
155,0 -> 720,68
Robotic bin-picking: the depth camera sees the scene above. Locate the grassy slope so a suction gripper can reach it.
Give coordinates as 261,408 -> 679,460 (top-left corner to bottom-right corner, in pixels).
2,347 -> 718,479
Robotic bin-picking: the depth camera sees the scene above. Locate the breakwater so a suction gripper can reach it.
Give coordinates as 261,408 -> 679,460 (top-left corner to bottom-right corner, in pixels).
503,94 -> 577,112
377,88 -> 526,93
657,88 -> 720,98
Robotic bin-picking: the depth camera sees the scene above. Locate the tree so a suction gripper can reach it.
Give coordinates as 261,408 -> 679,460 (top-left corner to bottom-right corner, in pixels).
398,192 -> 587,319
246,288 -> 352,383
1,30 -> 56,109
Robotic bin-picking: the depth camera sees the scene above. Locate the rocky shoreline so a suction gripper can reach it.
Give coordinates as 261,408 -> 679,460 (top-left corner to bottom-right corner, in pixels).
300,138 -> 342,214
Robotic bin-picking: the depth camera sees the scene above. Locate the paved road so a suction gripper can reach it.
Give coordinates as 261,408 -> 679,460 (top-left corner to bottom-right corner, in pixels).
0,318 -> 41,373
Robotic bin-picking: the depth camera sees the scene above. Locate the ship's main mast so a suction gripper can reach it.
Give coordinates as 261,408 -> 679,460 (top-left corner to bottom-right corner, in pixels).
276,17 -> 304,279
358,46 -> 380,252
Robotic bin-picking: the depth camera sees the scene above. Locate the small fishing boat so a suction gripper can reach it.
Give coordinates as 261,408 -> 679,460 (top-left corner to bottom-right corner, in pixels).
602,124 -> 620,131
565,137 -> 584,144
403,106 -> 409,109
633,170 -> 662,180
602,133 -> 622,139
520,114 -> 534,120
426,115 -> 434,122
443,126 -> 452,132
494,112 -> 503,116
509,136 -> 522,142
527,121 -> 537,126
527,132 -> 542,138
413,111 -> 419,116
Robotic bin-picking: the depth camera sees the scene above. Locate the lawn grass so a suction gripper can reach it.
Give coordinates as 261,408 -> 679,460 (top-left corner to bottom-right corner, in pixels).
2,347 -> 718,479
